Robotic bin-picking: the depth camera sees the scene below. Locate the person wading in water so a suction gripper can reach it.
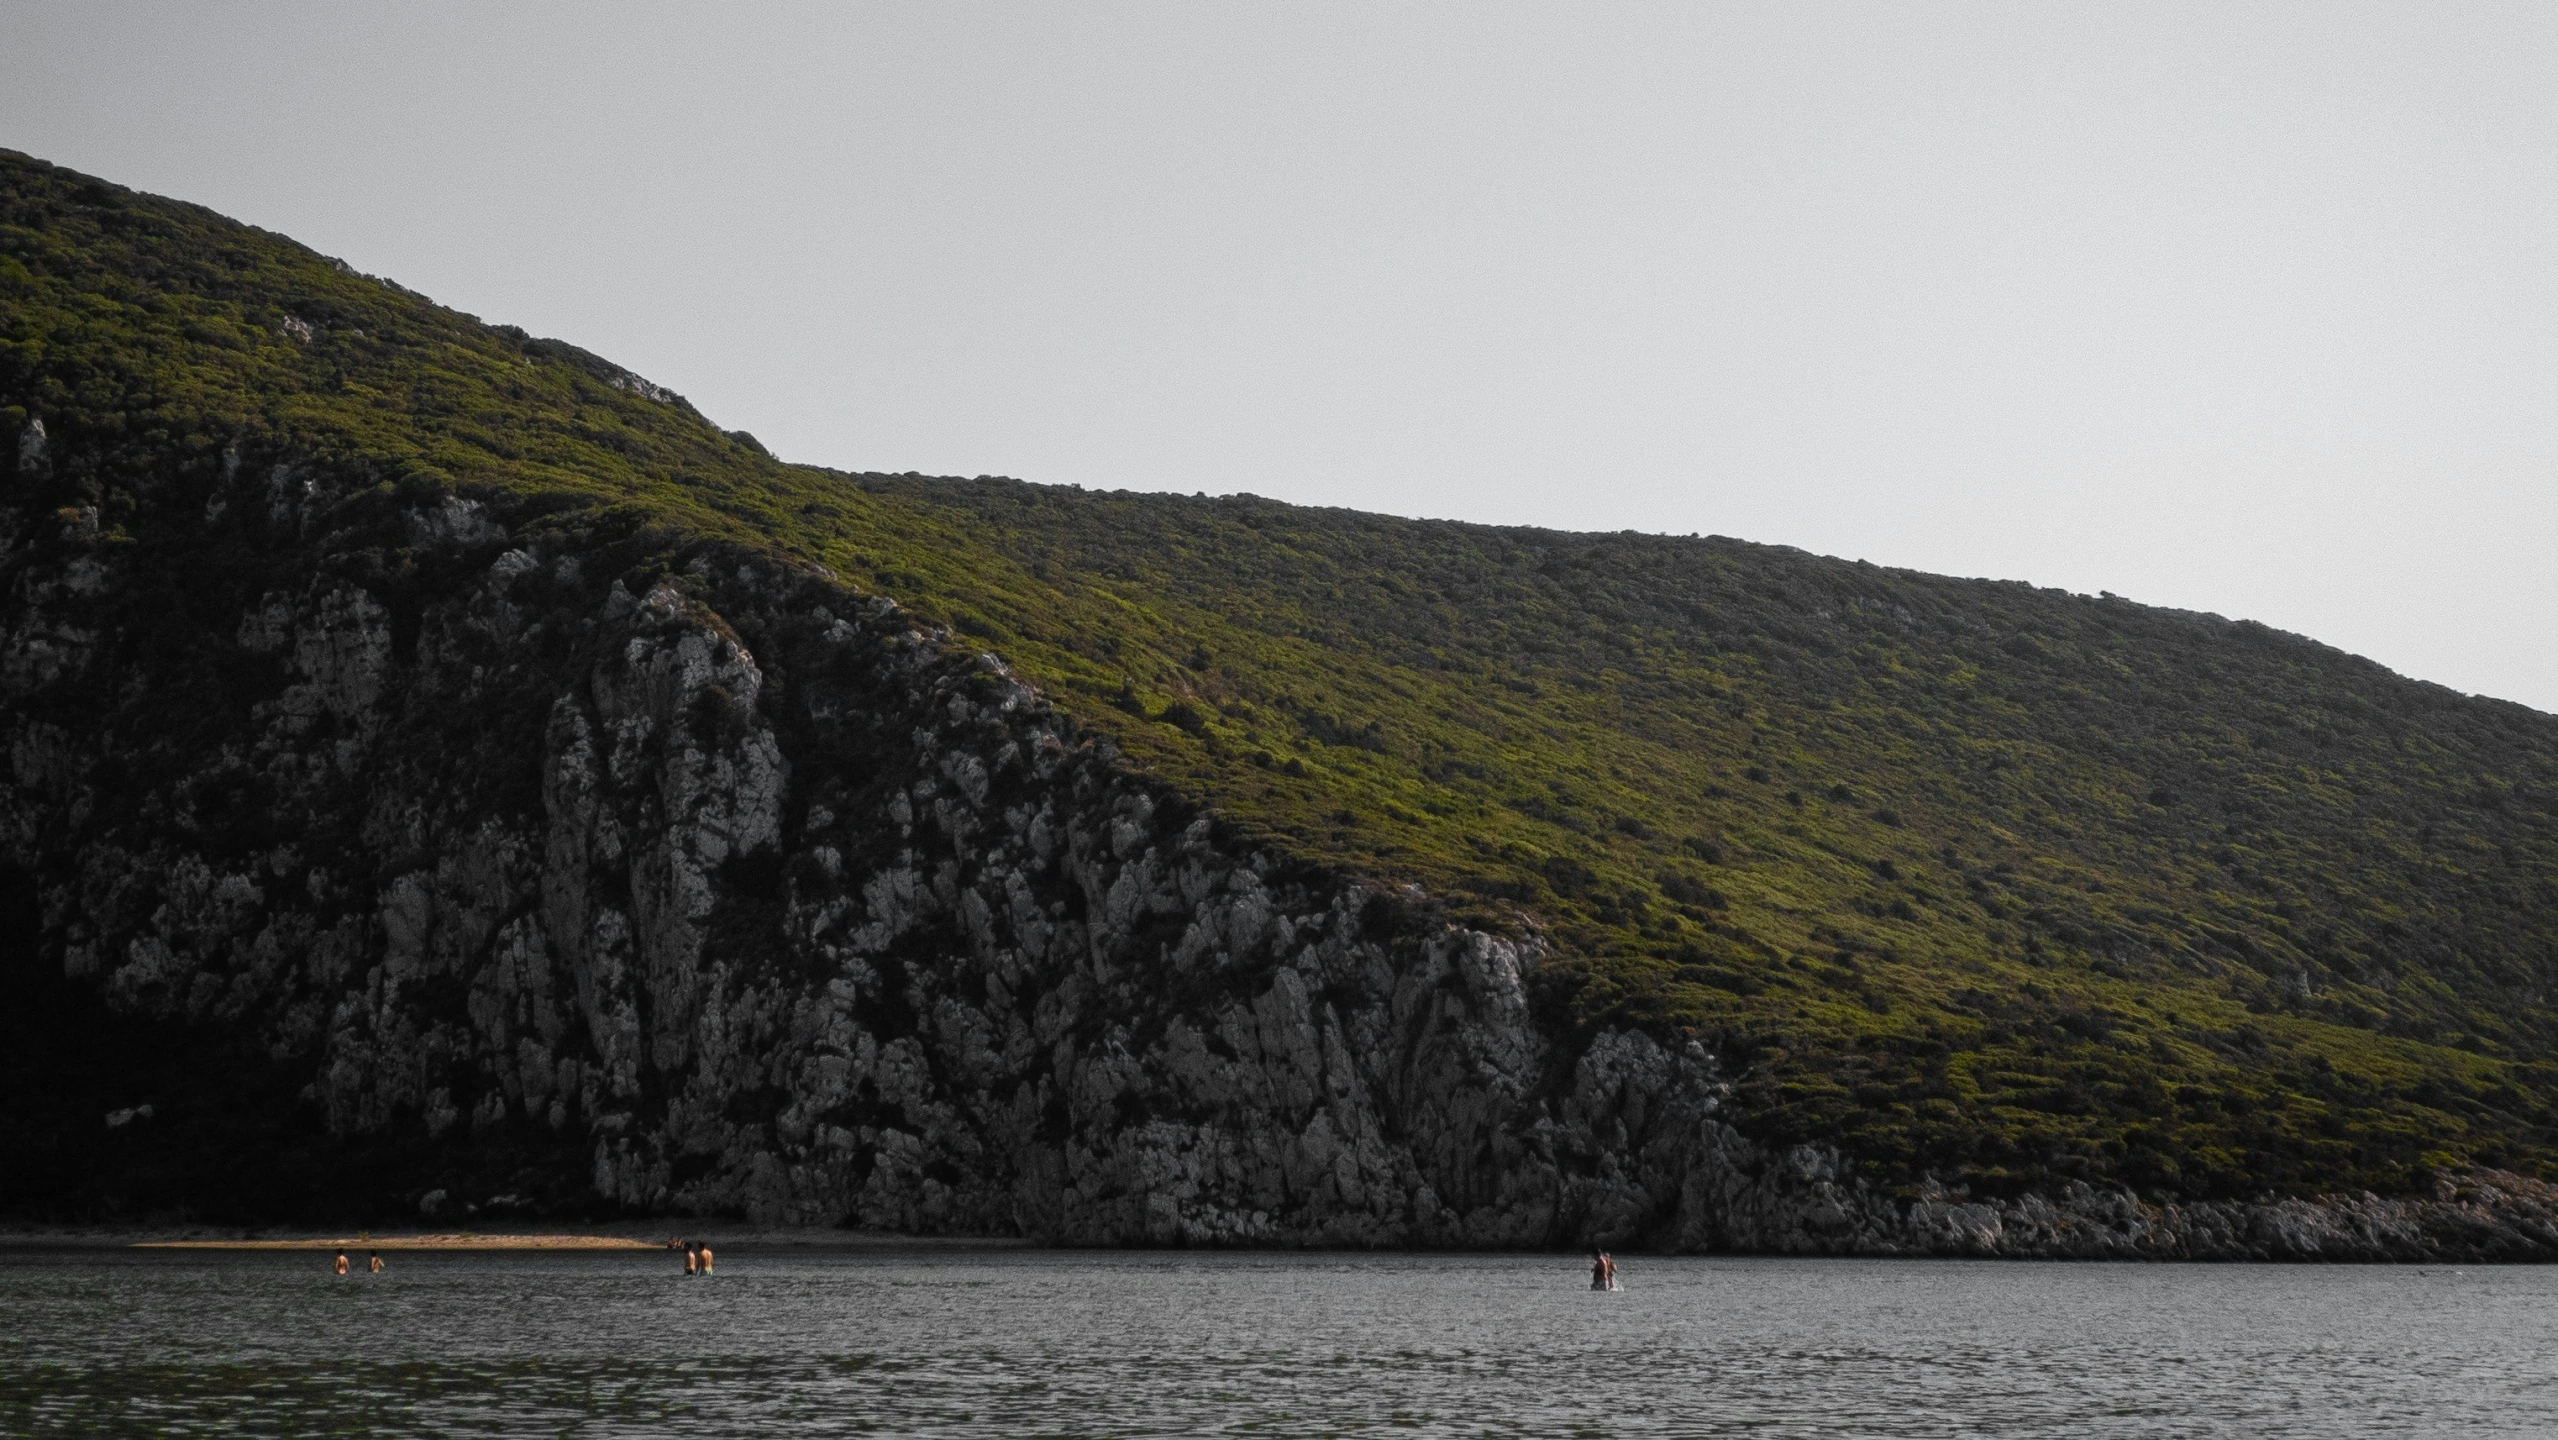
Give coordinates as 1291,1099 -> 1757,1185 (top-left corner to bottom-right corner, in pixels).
333,1250 -> 349,1277
1589,1250 -> 1619,1291
368,1251 -> 383,1274
697,1243 -> 714,1276
682,1242 -> 697,1276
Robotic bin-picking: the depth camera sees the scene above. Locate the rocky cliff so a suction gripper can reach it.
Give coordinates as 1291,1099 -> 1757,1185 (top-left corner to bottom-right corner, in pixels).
7,430 -> 2553,1260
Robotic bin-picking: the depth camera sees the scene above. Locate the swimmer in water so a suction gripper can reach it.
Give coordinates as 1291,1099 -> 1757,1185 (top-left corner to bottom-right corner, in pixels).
683,1242 -> 697,1276
334,1250 -> 349,1276
368,1250 -> 383,1274
697,1243 -> 714,1276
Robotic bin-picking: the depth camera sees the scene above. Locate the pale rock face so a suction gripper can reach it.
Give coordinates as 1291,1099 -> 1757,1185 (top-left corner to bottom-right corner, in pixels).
15,417 -> 47,476
7,443 -> 2558,1259
409,496 -> 505,549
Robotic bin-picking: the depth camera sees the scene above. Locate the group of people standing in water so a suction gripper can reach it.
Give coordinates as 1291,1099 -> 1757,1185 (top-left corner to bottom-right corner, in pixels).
1589,1250 -> 1620,1291
331,1250 -> 383,1276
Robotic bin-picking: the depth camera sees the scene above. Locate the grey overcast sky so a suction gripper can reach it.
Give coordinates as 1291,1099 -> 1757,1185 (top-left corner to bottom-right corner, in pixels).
7,3 -> 2554,709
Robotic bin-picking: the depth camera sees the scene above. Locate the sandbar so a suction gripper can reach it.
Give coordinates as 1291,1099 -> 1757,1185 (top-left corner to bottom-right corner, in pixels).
135,1233 -> 660,1251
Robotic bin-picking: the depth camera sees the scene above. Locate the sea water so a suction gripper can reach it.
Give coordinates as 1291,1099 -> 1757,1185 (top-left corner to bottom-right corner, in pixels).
2,1246 -> 2552,1436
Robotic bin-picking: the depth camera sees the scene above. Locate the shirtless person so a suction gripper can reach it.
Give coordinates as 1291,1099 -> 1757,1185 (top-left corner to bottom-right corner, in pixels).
333,1250 -> 349,1276
1590,1250 -> 1607,1290
682,1242 -> 696,1276
368,1250 -> 383,1274
697,1243 -> 714,1276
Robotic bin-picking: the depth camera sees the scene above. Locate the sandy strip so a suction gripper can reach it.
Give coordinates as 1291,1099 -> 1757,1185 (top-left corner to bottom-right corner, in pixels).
135,1234 -> 663,1251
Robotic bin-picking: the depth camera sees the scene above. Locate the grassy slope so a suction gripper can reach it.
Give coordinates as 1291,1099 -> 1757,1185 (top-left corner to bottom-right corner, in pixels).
8,149 -> 2558,1204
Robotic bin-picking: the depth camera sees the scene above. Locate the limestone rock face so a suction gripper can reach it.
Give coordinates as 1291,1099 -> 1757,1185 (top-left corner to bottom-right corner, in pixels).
5,442 -> 2553,1259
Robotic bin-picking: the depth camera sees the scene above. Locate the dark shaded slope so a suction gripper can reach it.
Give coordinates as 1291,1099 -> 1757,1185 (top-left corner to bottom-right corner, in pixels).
5,148 -> 2557,1217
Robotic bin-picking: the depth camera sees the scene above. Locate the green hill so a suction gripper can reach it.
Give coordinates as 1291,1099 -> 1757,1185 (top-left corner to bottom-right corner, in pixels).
7,146 -> 2557,1209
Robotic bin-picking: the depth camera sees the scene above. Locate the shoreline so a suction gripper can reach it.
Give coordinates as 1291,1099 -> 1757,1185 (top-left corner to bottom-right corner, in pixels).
0,1228 -> 2541,1262
0,1224 -> 1039,1252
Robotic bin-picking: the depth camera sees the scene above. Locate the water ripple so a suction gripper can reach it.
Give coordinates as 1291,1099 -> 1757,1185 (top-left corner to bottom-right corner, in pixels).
2,1249 -> 2551,1436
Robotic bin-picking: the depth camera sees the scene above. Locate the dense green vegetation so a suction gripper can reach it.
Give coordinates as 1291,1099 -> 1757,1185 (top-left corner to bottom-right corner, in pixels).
9,148 -> 2558,1205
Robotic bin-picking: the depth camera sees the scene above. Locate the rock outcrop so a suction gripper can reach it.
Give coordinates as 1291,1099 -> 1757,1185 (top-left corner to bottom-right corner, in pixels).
5,438 -> 2553,1259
